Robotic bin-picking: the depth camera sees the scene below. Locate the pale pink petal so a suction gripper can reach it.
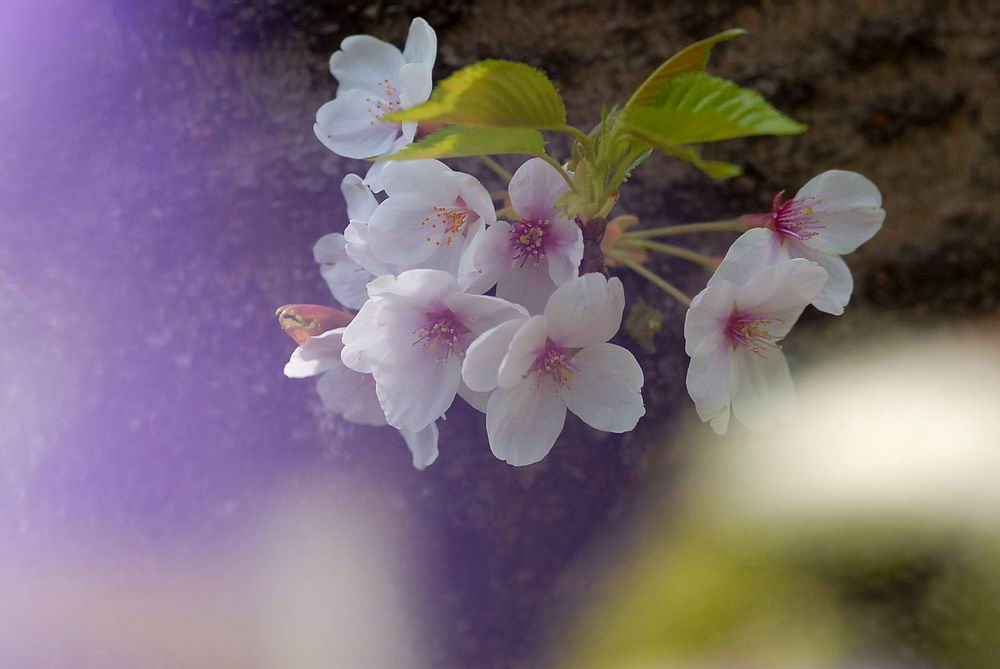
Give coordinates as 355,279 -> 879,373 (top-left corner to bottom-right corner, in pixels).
710,227 -> 783,287
496,260 -> 553,316
497,315 -> 548,389
403,17 -> 437,68
375,353 -> 461,432
457,382 -> 490,414
368,194 -> 452,266
444,292 -> 527,336
684,280 -> 736,356
340,174 -> 378,222
284,329 -> 346,378
399,421 -> 439,470
544,274 -> 625,348
363,136 -> 412,193
563,343 -> 645,432
344,221 -> 395,277
685,331 -> 734,433
367,269 -> 457,303
508,157 -> 569,221
381,159 -> 456,199
786,241 -> 854,316
486,378 -> 567,466
320,262 -> 371,311
455,173 -> 497,227
329,35 -> 406,92
399,62 -> 433,106
316,364 -> 387,427
340,299 -> 384,373
544,217 -> 583,286
795,170 -> 885,255
462,319 -> 525,392
730,346 -> 795,431
735,258 -> 827,337
314,91 -> 400,159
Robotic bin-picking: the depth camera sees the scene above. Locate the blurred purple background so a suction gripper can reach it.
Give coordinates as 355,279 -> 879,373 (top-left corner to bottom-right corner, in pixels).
1,2 -> 658,665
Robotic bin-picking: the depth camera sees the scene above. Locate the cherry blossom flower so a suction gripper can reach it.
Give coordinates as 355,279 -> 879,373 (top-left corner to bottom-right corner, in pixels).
366,160 -> 496,276
312,175 -> 382,310
462,273 -> 644,466
313,17 -> 437,191
282,320 -> 439,469
340,269 -> 527,432
740,170 -> 885,315
684,237 -> 828,435
461,158 -> 584,314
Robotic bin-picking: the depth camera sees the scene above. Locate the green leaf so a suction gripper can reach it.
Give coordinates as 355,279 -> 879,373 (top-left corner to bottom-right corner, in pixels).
660,145 -> 743,180
622,72 -> 807,145
626,28 -> 747,108
374,127 -> 545,161
387,59 -> 566,129
622,148 -> 654,181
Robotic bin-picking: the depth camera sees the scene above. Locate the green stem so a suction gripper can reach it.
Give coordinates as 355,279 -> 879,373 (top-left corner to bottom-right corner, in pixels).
536,152 -> 577,192
608,251 -> 692,307
624,220 -> 746,239
480,156 -> 513,182
620,238 -> 720,271
557,124 -> 595,159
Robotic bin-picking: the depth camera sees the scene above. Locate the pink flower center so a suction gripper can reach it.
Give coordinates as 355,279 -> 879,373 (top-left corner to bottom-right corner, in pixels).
414,310 -> 466,361
365,79 -> 404,125
530,339 -> 576,385
726,312 -> 782,355
510,218 -> 551,265
770,191 -> 823,241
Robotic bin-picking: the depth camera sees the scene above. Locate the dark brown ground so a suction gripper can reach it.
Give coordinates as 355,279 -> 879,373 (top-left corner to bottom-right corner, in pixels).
15,1 -> 999,667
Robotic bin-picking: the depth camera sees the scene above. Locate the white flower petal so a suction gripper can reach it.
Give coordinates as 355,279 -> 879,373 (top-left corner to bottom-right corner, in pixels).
461,221 -> 514,293
457,382 -> 490,414
444,292 -> 527,336
368,194 -> 451,266
314,91 -> 400,159
710,227 -> 784,287
544,274 -> 625,348
735,258 -> 827,337
403,17 -> 437,68
340,174 -> 378,222
329,35 -> 406,92
544,217 -> 583,286
462,319 -> 525,392
340,299 -> 384,373
563,343 -> 645,432
319,263 -> 371,311
496,260 -> 554,316
284,329 -> 346,378
796,170 -> 885,255
344,221 -> 395,277
313,232 -> 350,265
508,157 -> 569,221
685,331 -> 734,431
375,353 -> 461,432
399,62 -> 433,107
399,421 -> 439,470
455,173 -> 497,227
316,364 -> 387,427
787,242 -> 854,316
486,378 -> 567,466
367,268 -> 457,303
382,159 -> 456,199
497,315 -> 547,389
363,135 -> 412,193
684,280 -> 736,356
730,346 -> 796,431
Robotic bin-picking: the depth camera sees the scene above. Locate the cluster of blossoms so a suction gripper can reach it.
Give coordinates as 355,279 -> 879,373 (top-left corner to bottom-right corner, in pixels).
280,18 -> 884,468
